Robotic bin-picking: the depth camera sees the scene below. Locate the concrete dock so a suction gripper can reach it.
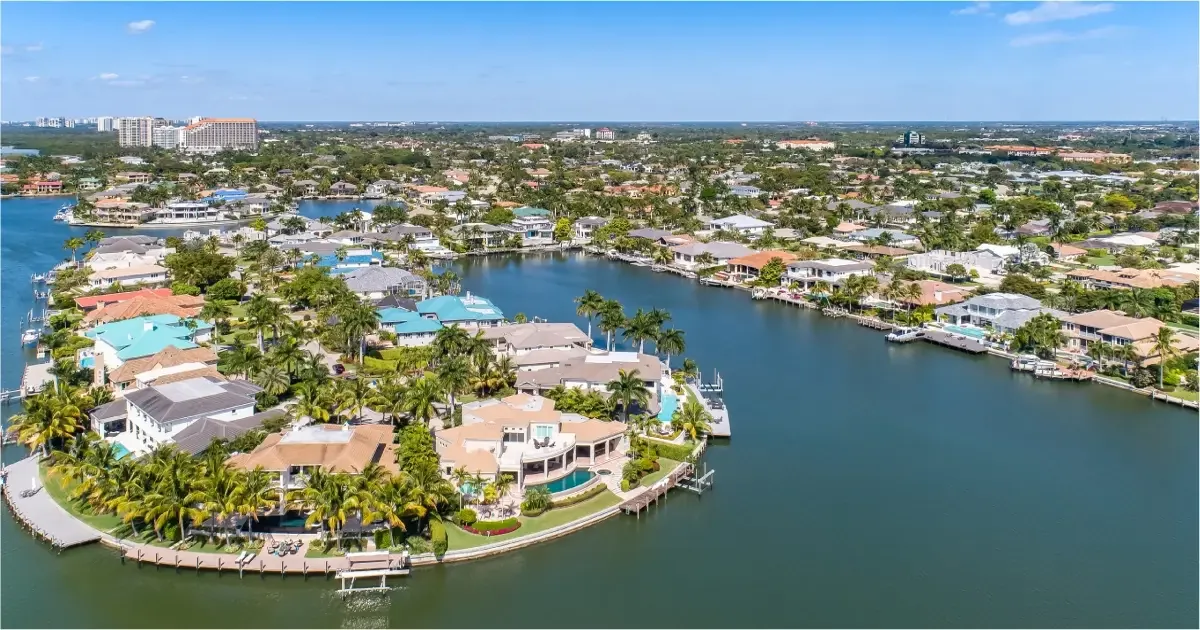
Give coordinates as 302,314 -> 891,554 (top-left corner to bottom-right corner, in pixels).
920,329 -> 987,354
2,456 -> 101,549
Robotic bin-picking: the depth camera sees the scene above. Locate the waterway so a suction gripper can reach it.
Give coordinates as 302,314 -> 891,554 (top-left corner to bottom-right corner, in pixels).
2,198 -> 1196,627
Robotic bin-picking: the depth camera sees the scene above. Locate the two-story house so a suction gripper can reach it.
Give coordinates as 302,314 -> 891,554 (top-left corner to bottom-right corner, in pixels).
783,259 -> 874,289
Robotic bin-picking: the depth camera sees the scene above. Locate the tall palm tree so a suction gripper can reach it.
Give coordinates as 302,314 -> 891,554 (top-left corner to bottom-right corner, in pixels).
142,447 -> 205,541
1119,288 -> 1155,318
293,381 -> 333,423
370,379 -> 409,425
622,309 -> 660,354
296,472 -> 371,549
268,337 -> 306,379
233,467 -> 278,536
437,356 -> 471,414
199,299 -> 235,334
336,302 -> 381,364
598,299 -> 626,351
1152,327 -> 1177,389
491,473 -> 515,509
63,237 -> 86,265
574,290 -> 605,342
432,325 -> 472,364
252,365 -> 290,398
404,375 -> 445,426
656,328 -> 686,369
246,294 -> 284,352
335,377 -> 374,422
674,398 -> 712,440
606,369 -> 650,423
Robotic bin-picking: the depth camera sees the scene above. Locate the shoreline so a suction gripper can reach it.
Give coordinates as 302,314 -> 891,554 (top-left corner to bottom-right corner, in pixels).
583,250 -> 1199,412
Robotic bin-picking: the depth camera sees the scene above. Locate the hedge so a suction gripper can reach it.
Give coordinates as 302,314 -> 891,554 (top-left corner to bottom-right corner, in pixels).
463,517 -> 521,536
549,484 -> 607,508
456,508 -> 477,526
430,520 -> 447,555
644,439 -> 695,462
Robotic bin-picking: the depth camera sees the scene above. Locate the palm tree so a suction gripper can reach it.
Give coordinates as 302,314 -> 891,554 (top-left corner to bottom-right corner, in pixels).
491,473 -> 515,509
63,237 -> 86,265
246,295 -> 284,351
336,302 -> 381,364
199,299 -> 235,333
606,369 -> 650,423
335,377 -> 374,422
233,467 -> 278,536
370,379 -> 409,425
656,328 -> 686,369
1119,288 -> 1155,318
404,375 -> 445,426
675,399 -> 712,440
219,345 -> 264,379
268,337 -> 306,379
296,472 -> 371,549
598,300 -> 626,351
10,390 -> 86,456
84,229 -> 105,247
622,309 -> 659,354
142,447 -> 206,541
437,357 -> 471,414
1152,327 -> 1177,390
574,290 -> 605,342
252,365 -> 290,398
432,325 -> 472,364
293,381 -> 333,423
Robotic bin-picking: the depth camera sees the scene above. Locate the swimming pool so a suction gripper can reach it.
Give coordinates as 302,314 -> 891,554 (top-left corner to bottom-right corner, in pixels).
80,356 -> 94,369
657,393 -> 679,423
111,443 -> 130,460
944,325 -> 988,339
533,469 -> 594,494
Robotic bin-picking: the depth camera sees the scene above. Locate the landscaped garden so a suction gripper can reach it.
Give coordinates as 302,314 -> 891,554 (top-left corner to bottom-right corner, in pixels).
445,488 -> 622,551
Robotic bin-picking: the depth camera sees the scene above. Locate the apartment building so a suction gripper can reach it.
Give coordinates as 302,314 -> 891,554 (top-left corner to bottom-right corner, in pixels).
117,117 -> 154,147
182,118 -> 258,153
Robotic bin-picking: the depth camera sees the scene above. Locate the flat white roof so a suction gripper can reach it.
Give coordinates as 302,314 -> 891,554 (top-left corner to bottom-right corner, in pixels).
584,351 -> 639,364
281,425 -> 354,444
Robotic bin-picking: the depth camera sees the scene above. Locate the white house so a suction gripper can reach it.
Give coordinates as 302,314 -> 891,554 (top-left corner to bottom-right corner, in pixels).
784,259 -> 874,289
88,264 -> 169,290
706,214 -> 774,238
122,377 -> 260,451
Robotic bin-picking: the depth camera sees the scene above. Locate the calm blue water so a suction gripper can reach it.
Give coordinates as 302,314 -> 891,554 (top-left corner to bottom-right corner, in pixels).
657,392 -> 679,422
0,200 -> 1196,628
534,469 -> 594,494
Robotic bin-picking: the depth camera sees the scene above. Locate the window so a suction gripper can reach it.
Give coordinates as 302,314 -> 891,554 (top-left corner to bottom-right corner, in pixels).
533,425 -> 554,440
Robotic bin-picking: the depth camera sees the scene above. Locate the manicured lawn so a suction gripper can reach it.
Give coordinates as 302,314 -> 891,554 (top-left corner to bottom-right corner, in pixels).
1166,321 -> 1200,333
1165,389 -> 1198,402
1084,255 -> 1115,267
446,489 -> 622,551
39,462 -> 124,533
637,458 -> 681,488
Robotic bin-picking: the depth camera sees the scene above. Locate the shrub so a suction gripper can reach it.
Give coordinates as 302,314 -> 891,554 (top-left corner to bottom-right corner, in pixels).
462,517 -> 521,536
206,277 -> 245,301
170,281 -> 202,296
373,529 -> 391,549
549,484 -> 607,508
643,439 -> 696,462
521,486 -> 552,513
521,506 -> 547,517
1130,367 -> 1156,389
456,508 -> 477,526
403,534 -> 432,554
620,479 -> 631,492
430,520 -> 447,555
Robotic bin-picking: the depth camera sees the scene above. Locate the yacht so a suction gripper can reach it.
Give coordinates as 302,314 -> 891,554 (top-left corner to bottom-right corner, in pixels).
886,326 -> 924,343
20,329 -> 40,345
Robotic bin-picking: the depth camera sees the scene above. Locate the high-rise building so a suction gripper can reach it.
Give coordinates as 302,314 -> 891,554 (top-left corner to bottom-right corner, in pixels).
152,126 -> 184,149
903,130 -> 925,147
96,116 -> 115,132
188,116 -> 203,125
64,119 -> 76,128
118,117 -> 154,147
181,118 -> 258,153
595,127 -> 615,141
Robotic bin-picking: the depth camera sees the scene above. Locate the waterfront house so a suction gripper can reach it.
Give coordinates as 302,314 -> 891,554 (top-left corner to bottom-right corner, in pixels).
453,222 -> 516,249
1061,310 -> 1200,363
935,293 -> 1066,335
706,214 -> 774,238
784,258 -> 874,289
87,264 -> 169,290
120,376 -> 262,452
228,424 -> 400,494
82,291 -> 205,326
417,293 -> 506,327
115,172 -> 152,184
726,250 -> 798,283
843,244 -> 915,260
294,179 -> 319,196
103,345 -> 220,395
435,394 -> 627,490
477,322 -> 593,360
342,266 -> 427,300
366,179 -> 399,197
512,215 -> 555,246
627,227 -> 675,243
513,351 -> 664,411
329,181 -> 359,196
669,241 -> 755,271
377,307 -> 443,346
885,280 -> 970,308
75,287 -> 173,313
847,228 -> 920,248
573,216 -> 607,241
84,314 -> 213,369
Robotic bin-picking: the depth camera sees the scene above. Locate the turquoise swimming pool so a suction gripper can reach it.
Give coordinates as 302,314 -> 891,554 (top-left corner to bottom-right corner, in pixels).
111,443 -> 130,460
657,393 -> 679,423
944,325 -> 988,339
80,356 -> 94,369
533,469 -> 594,494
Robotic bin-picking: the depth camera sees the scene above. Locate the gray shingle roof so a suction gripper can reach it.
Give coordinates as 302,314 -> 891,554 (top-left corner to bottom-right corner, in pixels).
342,266 -> 425,293
124,377 -> 260,424
173,409 -> 286,455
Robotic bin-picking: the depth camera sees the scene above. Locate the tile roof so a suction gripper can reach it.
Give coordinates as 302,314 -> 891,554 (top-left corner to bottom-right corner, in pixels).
75,288 -> 173,310
108,346 -> 219,385
228,424 -> 398,475
83,293 -> 204,324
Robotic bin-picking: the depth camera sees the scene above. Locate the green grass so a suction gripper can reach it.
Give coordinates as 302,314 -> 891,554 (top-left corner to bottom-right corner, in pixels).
1166,321 -> 1200,333
39,462 -> 124,533
1165,389 -> 1198,402
446,489 -> 622,551
1084,255 -> 1116,267
637,458 -> 681,488
304,538 -> 367,558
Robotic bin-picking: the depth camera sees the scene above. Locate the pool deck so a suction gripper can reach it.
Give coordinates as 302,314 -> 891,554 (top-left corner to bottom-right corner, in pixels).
920,328 -> 987,354
687,383 -> 731,437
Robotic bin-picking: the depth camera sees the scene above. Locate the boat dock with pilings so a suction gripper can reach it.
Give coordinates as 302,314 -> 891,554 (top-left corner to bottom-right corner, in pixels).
690,369 -> 730,437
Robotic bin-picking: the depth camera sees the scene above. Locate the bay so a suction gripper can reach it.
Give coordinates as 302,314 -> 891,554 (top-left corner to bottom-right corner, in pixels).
1,198 -> 1195,628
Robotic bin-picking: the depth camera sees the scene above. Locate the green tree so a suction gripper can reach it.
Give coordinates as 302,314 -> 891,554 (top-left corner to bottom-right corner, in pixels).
1152,326 -> 1178,390
574,290 -> 605,342
63,237 -> 86,265
553,217 -> 573,242
606,369 -> 650,423
757,257 -> 786,286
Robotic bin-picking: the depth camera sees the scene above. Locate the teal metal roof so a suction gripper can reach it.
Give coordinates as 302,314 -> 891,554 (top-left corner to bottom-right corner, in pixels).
416,295 -> 505,323
513,206 -> 550,218
86,314 -> 211,360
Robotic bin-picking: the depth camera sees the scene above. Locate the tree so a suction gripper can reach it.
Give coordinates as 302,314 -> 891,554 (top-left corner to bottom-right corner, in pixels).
1119,288 -> 1156,318
553,217 -> 573,242
1152,326 -> 1178,390
1009,313 -> 1066,359
437,357 -> 471,419
574,290 -> 605,342
293,381 -> 333,423
63,237 -> 86,265
656,328 -> 686,369
246,295 -> 284,351
404,375 -> 445,426
252,365 -> 290,398
999,273 -> 1047,300
674,398 -> 712,440
758,257 -> 786,287
944,263 -> 968,282
598,300 -> 626,351
606,369 -> 650,423
206,278 -> 245,302
163,243 -> 237,289
199,299 -> 235,333
622,308 -> 659,354
233,467 -> 278,536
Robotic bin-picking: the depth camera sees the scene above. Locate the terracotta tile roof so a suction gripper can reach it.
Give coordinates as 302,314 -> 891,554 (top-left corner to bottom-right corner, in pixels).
108,346 -> 219,384
84,293 -> 204,324
76,288 -> 173,310
228,424 -> 399,475
148,366 -> 226,386
728,250 -> 798,270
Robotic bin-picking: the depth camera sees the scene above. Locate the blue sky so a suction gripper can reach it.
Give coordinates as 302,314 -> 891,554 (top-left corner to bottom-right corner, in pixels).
3,2 -> 1197,121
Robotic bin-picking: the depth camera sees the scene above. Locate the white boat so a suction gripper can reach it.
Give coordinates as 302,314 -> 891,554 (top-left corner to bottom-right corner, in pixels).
30,273 -> 46,283
20,329 -> 40,345
751,288 -> 767,300
886,327 -> 924,343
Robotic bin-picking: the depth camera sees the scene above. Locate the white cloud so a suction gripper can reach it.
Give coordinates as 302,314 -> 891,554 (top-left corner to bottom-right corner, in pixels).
98,72 -> 120,80
23,76 -> 40,83
1005,2 -> 1114,26
1010,26 -> 1122,47
126,19 -> 155,34
953,2 -> 991,16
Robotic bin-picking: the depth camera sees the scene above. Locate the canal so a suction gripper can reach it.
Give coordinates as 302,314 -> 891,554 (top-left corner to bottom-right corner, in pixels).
2,198 -> 1196,627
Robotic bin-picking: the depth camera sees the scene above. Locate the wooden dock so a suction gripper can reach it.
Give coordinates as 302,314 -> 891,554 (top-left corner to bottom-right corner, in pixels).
920,328 -> 987,354
620,463 -> 694,517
